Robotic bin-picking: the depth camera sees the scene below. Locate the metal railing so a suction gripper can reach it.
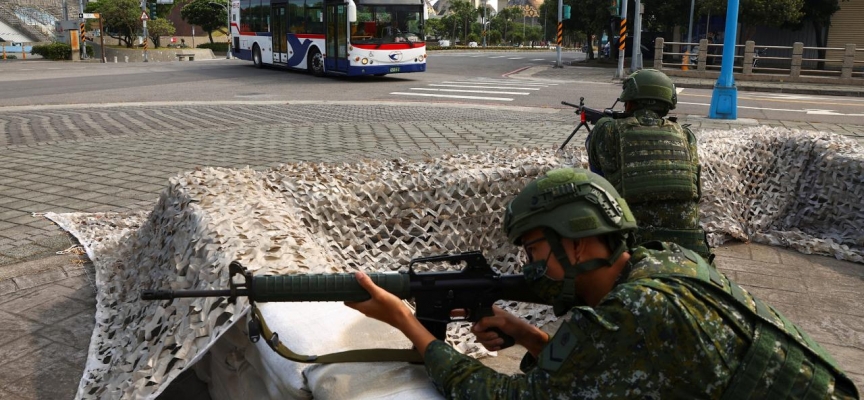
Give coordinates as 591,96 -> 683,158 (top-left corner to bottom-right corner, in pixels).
654,38 -> 864,85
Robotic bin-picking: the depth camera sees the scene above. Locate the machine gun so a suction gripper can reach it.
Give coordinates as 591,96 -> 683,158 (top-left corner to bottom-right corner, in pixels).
142,251 -> 544,363
558,98 -> 630,151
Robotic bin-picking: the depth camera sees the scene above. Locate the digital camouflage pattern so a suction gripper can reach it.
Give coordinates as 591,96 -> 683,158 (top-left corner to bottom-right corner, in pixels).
423,242 -> 859,399
588,109 -> 711,257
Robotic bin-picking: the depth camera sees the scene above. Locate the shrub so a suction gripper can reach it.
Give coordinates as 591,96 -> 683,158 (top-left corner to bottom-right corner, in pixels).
31,43 -> 71,60
197,42 -> 229,52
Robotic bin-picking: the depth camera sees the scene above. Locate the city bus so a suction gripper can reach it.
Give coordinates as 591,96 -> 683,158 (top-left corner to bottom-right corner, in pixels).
230,0 -> 427,76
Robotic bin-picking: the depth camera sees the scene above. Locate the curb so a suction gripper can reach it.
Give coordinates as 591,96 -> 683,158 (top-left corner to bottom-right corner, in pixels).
673,82 -> 864,97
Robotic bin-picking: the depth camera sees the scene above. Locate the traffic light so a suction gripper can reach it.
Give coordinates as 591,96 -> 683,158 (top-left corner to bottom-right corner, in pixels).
562,5 -> 571,20
150,2 -> 157,19
609,0 -> 619,15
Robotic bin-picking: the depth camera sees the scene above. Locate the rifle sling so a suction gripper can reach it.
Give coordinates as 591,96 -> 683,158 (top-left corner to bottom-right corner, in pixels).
251,306 -> 425,364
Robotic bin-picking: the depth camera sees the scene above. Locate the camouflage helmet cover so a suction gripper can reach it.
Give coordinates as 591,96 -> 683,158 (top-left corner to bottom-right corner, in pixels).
504,168 -> 637,245
618,69 -> 678,109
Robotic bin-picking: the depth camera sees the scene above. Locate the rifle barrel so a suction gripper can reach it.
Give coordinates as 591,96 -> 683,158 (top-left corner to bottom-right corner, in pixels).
141,288 -> 242,300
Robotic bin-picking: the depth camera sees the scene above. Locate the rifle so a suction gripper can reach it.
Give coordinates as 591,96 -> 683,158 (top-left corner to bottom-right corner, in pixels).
559,98 -> 629,151
142,251 -> 544,363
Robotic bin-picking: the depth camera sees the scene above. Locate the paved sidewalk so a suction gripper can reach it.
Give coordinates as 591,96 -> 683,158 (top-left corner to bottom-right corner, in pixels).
524,63 -> 864,97
1,92 -> 862,396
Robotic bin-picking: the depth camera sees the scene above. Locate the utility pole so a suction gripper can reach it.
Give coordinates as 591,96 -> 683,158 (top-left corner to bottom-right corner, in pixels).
79,0 -> 87,59
555,0 -> 562,67
63,0 -> 68,20
686,0 -> 694,46
482,0 -> 487,48
615,0 -> 627,78
141,0 -> 149,62
709,0 -> 740,119
630,0 -> 642,71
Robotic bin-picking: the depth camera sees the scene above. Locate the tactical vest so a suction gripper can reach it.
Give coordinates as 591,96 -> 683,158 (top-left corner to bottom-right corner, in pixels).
605,114 -> 711,257
628,242 -> 858,399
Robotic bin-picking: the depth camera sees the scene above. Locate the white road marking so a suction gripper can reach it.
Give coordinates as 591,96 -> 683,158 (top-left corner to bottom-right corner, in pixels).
678,101 -> 864,116
411,88 -> 530,95
390,92 -> 513,101
508,57 -> 524,59
441,81 -> 552,86
429,84 -> 540,90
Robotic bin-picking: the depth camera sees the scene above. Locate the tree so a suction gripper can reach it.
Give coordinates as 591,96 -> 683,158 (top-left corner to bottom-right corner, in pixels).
494,6 -> 523,43
783,0 -> 846,70
181,0 -> 229,43
446,0 -> 478,45
425,17 -> 445,39
85,0 -> 140,48
148,18 -> 176,48
698,0 -> 804,41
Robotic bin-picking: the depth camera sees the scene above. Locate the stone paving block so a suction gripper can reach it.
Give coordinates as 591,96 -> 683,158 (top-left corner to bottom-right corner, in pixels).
11,268 -> 69,291
735,271 -> 807,292
0,309 -> 45,345
741,285 -> 812,308
0,243 -> 48,260
3,215 -> 40,226
0,280 -> 16,296
9,292 -> 91,325
819,342 -> 864,382
1,358 -> 81,400
798,255 -> 864,278
0,225 -> 33,240
0,335 -> 54,365
714,257 -> 800,279
0,283 -> 78,311
749,244 -> 780,263
42,311 -> 95,351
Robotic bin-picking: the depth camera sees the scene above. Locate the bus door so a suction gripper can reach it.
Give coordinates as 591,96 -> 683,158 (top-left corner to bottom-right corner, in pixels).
272,2 -> 288,63
325,3 -> 348,72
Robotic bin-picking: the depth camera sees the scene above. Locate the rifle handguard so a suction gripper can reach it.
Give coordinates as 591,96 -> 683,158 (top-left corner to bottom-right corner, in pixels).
253,273 -> 411,302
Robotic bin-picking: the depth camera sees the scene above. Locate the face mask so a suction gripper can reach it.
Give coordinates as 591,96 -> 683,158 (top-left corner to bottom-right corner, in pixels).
523,257 -> 568,314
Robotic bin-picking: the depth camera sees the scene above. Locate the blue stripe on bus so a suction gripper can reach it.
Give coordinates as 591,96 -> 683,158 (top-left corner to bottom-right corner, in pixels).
346,63 -> 426,76
287,35 -> 315,66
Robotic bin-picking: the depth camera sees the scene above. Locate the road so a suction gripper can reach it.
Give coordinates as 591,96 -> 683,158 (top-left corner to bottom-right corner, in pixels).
2,51 -> 864,126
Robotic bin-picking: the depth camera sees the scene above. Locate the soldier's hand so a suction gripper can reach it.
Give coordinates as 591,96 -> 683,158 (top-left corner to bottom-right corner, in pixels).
345,271 -> 413,330
471,306 -> 551,356
470,306 -> 528,351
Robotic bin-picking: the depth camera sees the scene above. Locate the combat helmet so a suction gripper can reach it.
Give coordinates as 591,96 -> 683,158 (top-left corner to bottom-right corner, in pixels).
504,168 -> 637,313
504,167 -> 636,246
618,69 -> 678,110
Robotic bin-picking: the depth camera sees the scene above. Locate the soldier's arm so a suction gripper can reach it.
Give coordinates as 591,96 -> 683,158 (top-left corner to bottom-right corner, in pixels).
586,118 -> 617,176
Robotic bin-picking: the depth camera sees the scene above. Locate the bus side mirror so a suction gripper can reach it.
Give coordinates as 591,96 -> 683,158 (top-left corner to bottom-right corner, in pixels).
347,0 -> 357,22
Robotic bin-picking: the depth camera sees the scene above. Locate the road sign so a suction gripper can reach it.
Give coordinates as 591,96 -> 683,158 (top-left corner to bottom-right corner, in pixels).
140,11 -> 150,20
79,13 -> 100,18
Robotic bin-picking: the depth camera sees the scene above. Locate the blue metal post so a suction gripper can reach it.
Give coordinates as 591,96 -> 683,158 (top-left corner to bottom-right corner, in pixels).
708,0 -> 740,119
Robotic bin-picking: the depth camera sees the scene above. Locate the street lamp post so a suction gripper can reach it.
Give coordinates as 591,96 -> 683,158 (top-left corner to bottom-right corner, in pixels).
482,0 -> 487,48
209,1 -> 231,59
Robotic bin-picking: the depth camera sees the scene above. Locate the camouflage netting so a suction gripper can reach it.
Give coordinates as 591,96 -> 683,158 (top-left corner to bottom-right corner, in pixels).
45,127 -> 863,400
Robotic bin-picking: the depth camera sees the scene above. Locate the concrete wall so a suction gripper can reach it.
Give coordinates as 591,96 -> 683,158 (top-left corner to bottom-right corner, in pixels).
88,41 -> 215,63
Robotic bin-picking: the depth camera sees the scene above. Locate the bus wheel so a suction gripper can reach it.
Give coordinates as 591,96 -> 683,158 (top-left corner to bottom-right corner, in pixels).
308,49 -> 324,77
252,45 -> 263,68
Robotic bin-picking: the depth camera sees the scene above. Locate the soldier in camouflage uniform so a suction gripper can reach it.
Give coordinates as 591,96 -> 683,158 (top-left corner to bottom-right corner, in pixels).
586,69 -> 712,259
347,167 -> 859,399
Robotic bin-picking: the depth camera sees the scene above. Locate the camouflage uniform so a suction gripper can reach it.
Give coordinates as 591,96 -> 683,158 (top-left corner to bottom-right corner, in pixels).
423,242 -> 859,399
587,108 -> 712,258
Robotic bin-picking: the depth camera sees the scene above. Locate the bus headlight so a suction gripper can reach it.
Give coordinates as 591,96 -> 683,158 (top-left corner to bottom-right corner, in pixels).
361,58 -> 368,65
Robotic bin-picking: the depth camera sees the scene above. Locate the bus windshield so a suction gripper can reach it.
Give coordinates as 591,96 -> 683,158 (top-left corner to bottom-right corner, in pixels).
351,5 -> 424,44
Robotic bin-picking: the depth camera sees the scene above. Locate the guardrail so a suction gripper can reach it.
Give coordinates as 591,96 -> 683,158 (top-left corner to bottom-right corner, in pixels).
654,38 -> 864,85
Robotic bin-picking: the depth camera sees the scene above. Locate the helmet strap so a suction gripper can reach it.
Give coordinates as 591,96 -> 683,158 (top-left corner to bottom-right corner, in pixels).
543,229 -> 630,313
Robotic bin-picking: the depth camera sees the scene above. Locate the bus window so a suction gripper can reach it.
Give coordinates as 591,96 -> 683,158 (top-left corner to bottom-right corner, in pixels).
352,5 -> 422,44
261,0 -> 271,32
288,0 -> 305,34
